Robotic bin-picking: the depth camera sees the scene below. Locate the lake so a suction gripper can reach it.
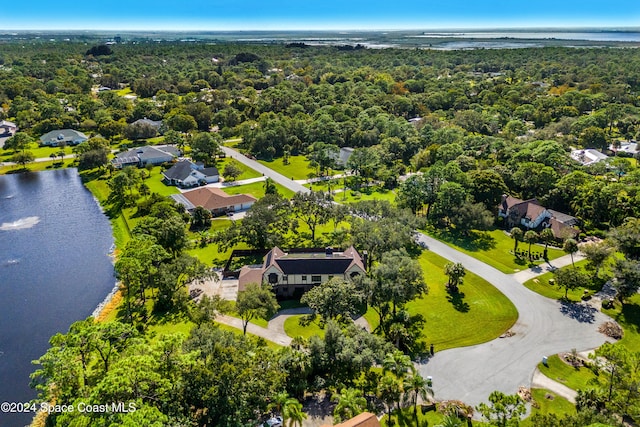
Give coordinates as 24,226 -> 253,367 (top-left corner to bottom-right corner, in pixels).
0,169 -> 115,426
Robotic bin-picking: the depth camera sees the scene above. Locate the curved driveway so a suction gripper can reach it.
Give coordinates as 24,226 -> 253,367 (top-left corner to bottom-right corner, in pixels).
414,233 -> 611,407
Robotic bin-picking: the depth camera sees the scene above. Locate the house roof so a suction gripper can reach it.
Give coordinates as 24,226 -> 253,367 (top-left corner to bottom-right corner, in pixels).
114,145 -> 179,165
571,149 -> 609,165
265,246 -> 365,276
39,129 -> 87,143
238,266 -> 265,292
163,160 -> 219,181
548,218 -> 580,239
0,120 -> 16,128
548,209 -> 579,226
322,413 -> 381,427
132,118 -> 163,128
175,187 -> 256,211
501,195 -> 546,220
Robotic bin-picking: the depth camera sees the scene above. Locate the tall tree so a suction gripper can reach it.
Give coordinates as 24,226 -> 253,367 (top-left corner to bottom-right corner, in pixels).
290,191 -> 332,243
444,262 -> 466,293
300,277 -> 362,322
553,266 -> 588,299
523,230 -> 539,259
510,227 -> 523,253
563,238 -> 579,267
235,283 -> 279,335
612,259 -> 640,303
189,132 -> 220,165
582,241 -> 613,279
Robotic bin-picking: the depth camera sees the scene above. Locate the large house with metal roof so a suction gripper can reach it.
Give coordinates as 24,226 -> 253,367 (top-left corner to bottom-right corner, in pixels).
238,246 -> 367,298
39,129 -> 88,146
112,145 -> 180,168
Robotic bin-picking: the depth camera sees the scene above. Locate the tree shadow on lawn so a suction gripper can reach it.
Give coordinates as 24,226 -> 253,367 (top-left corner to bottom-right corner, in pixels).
559,300 -> 597,323
434,229 -> 497,252
447,290 -> 470,313
620,303 -> 640,334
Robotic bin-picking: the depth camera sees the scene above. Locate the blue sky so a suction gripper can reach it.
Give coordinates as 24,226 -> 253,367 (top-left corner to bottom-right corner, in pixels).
6,0 -> 640,31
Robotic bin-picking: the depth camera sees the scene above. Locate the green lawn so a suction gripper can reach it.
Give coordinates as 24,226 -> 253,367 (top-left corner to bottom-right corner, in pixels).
143,166 -> 180,197
0,143 -> 74,162
537,354 -> 598,391
339,187 -> 397,205
602,293 -> 640,352
426,228 -> 566,274
0,158 -> 75,174
521,389 -> 576,426
283,315 -> 326,340
257,155 -> 317,180
216,157 -> 262,181
522,261 -> 604,301
222,180 -> 295,199
365,250 -> 518,352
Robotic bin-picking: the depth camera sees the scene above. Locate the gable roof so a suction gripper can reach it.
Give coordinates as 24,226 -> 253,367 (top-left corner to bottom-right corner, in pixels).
174,187 -> 256,211
163,160 -> 219,181
264,246 -> 365,276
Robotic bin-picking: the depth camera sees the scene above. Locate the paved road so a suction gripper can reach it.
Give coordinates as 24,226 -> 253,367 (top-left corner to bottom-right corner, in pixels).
220,146 -> 310,194
414,233 -> 611,408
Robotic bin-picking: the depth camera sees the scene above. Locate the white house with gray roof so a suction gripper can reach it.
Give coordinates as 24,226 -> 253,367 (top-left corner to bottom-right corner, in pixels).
39,129 -> 88,146
162,159 -> 219,187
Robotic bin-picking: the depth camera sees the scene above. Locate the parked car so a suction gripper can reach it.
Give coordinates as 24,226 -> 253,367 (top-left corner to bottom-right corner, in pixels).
264,416 -> 283,427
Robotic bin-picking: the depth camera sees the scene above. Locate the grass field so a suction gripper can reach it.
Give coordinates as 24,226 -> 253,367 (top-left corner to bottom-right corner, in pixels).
426,228 -> 566,274
339,187 -> 397,204
522,260 -> 603,301
283,315 -> 326,340
537,354 -> 598,391
521,389 -> 576,426
257,155 -> 317,180
364,250 -> 518,352
0,158 -> 75,174
0,143 -> 74,162
222,180 -> 295,199
216,157 -> 262,180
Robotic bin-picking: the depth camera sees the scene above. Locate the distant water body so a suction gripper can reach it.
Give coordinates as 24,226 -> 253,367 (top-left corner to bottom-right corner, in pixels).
416,31 -> 640,42
0,169 -> 114,426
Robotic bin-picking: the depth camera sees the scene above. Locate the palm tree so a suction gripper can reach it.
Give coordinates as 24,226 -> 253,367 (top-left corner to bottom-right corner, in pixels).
540,227 -> 555,259
50,152 -> 57,163
444,262 -> 466,293
282,398 -> 306,427
510,227 -> 523,254
435,413 -> 464,427
378,373 -> 403,425
383,350 -> 412,379
523,230 -> 539,260
269,391 -> 290,417
404,368 -> 433,420
563,238 -> 579,267
332,388 -> 367,424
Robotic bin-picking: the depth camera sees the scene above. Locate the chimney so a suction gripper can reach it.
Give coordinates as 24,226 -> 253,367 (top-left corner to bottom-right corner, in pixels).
362,250 -> 368,270
325,247 -> 334,257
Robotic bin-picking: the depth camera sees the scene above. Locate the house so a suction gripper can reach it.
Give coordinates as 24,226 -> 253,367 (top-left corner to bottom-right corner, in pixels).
112,145 -> 180,168
570,149 -> 609,166
337,147 -> 354,167
498,195 -> 579,239
238,246 -> 367,298
131,118 -> 163,131
171,187 -> 256,216
321,413 -> 381,427
611,141 -> 639,155
162,160 -> 219,187
39,129 -> 88,146
0,120 -> 17,136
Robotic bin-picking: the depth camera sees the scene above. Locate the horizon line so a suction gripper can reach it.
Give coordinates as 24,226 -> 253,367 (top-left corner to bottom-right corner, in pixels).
2,25 -> 640,33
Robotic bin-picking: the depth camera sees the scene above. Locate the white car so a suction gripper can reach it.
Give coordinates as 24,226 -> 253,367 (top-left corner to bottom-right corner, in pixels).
264,416 -> 283,427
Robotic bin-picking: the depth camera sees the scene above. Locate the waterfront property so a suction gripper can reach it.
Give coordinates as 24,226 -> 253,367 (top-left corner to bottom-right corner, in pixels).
238,246 -> 366,298
171,186 -> 256,216
39,129 -> 88,146
162,159 -> 219,187
112,145 -> 180,168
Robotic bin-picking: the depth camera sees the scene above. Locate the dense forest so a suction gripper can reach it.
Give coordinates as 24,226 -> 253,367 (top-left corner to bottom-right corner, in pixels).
2,40 -> 640,426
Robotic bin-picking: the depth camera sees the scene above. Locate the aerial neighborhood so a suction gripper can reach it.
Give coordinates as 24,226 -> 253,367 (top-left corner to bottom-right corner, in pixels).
2,35 -> 640,427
